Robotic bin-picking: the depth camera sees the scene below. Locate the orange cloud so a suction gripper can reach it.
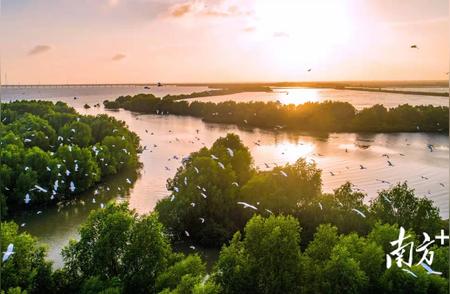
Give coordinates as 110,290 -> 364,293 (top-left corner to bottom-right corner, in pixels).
168,1 -> 250,18
170,3 -> 192,17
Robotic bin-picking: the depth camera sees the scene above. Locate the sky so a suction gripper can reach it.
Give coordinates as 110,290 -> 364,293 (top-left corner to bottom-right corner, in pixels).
1,0 -> 448,84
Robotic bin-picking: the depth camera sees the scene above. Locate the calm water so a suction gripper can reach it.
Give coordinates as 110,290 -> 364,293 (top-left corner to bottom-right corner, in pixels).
191,87 -> 449,109
2,86 -> 449,268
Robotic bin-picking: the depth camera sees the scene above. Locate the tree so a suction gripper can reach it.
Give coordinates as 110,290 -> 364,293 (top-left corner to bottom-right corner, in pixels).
156,254 -> 207,293
380,265 -> 448,294
62,203 -> 174,294
240,158 -> 322,215
1,222 -> 54,293
370,182 -> 442,235
62,203 -> 135,280
121,213 -> 173,293
59,121 -> 92,147
156,134 -> 254,246
216,215 -> 302,294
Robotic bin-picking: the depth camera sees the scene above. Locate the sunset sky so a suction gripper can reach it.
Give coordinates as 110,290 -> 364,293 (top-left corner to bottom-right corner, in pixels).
1,0 -> 448,84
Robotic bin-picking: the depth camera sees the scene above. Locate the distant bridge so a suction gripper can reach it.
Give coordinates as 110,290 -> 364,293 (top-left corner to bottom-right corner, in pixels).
1,83 -> 160,88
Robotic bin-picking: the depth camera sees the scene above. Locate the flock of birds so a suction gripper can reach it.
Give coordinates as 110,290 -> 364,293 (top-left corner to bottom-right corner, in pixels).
4,48 -> 447,266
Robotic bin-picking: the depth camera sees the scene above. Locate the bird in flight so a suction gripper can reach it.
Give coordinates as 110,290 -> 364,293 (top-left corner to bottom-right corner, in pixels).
237,201 -> 258,210
352,208 -> 366,218
410,44 -> 418,49
2,244 -> 14,262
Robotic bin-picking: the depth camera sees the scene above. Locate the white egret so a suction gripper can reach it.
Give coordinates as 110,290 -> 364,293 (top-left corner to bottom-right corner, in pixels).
69,181 -> 76,192
2,244 -> 14,262
352,208 -> 366,218
237,201 -> 257,210
34,185 -> 48,193
402,269 -> 417,278
24,193 -> 31,204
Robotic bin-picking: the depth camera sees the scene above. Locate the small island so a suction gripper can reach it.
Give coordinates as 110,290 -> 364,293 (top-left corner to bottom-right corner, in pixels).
104,93 -> 449,133
0,100 -> 141,217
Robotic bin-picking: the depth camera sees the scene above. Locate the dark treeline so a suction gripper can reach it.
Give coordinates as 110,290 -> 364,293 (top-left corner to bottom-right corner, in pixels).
1,134 -> 448,294
0,101 -> 141,217
104,94 -> 448,133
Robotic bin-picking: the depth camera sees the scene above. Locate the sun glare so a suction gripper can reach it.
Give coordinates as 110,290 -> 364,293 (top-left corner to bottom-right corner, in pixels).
277,88 -> 320,105
250,0 -> 353,70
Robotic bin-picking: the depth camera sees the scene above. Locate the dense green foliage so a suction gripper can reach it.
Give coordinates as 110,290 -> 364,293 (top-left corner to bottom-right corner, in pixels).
1,222 -> 54,293
156,134 -> 443,248
10,203 -> 218,294
0,101 -> 140,217
1,133 -> 447,293
104,94 -> 448,133
156,133 -> 253,246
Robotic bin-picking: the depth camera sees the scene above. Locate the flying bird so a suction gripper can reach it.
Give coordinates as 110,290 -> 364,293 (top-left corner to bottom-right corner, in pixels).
402,268 -> 417,278
351,208 -> 366,218
34,185 -> 48,193
237,201 -> 258,210
2,244 -> 14,262
69,181 -> 76,192
24,194 -> 31,204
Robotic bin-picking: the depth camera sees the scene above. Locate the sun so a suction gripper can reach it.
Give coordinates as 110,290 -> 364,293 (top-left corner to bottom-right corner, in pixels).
249,0 -> 354,70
